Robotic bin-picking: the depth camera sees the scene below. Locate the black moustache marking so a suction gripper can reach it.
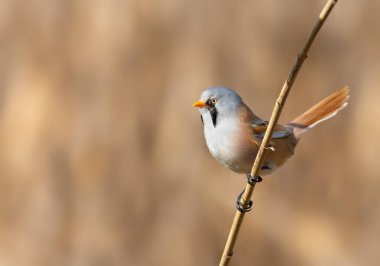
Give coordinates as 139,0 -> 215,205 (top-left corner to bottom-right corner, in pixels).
210,107 -> 218,127
200,115 -> 204,125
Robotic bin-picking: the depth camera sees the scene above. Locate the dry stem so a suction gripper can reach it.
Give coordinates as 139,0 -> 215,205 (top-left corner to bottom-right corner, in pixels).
219,1 -> 338,265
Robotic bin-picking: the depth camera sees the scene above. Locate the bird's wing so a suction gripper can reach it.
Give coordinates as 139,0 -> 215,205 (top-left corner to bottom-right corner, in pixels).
242,104 -> 292,139
250,121 -> 292,139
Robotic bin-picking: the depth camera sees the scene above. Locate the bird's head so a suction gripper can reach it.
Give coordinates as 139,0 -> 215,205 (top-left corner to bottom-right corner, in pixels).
193,87 -> 243,127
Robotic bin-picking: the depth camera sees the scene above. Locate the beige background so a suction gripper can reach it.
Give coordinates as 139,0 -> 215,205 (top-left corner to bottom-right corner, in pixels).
0,0 -> 379,265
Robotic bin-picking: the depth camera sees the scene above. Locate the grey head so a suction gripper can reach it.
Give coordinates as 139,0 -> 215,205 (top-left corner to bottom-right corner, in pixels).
195,87 -> 243,127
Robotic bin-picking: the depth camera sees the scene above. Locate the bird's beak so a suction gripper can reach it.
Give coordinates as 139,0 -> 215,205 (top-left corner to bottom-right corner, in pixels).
192,100 -> 206,108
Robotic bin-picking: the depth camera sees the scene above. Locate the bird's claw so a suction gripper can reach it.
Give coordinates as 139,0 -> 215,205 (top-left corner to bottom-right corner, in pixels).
235,174 -> 262,212
247,173 -> 263,185
236,189 -> 253,213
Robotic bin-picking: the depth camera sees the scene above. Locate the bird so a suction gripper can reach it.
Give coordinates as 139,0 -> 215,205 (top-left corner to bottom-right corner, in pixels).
193,86 -> 349,177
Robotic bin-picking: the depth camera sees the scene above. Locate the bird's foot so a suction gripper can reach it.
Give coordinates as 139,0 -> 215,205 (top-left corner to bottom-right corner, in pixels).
236,189 -> 253,213
246,173 -> 263,185
235,174 -> 262,212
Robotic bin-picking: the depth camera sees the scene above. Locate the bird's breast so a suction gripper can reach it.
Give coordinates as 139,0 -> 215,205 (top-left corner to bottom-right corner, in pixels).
203,115 -> 255,173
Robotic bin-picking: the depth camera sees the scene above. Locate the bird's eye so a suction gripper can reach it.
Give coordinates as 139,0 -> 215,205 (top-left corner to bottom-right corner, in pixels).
211,98 -> 218,104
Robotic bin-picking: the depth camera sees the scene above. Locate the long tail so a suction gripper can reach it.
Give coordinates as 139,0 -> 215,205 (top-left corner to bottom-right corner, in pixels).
289,86 -> 350,138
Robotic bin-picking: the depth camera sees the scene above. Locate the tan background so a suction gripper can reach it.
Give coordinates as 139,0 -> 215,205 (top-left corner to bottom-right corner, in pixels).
0,0 -> 379,265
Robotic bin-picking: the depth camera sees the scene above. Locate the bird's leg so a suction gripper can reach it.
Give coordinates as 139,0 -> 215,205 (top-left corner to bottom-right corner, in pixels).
246,172 -> 263,185
235,173 -> 262,212
236,189 -> 253,213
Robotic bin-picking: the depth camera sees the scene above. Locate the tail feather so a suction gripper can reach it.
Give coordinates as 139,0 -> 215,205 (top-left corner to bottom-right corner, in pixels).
289,86 -> 350,138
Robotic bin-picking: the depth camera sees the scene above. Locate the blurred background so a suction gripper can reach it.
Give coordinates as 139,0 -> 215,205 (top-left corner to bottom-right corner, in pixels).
0,0 -> 379,265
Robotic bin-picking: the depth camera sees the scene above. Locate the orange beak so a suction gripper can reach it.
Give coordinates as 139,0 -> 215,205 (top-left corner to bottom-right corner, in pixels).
192,100 -> 206,108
